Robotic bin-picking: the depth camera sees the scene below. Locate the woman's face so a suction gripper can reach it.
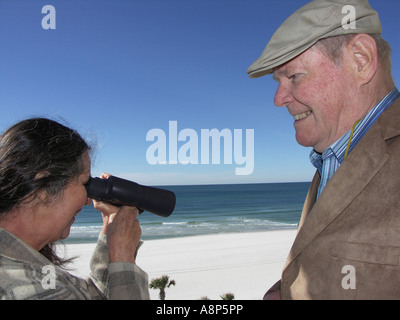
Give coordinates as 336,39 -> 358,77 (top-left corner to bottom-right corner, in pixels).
39,152 -> 92,243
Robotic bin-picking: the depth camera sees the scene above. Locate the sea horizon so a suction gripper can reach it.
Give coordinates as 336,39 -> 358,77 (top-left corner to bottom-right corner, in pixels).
66,181 -> 310,244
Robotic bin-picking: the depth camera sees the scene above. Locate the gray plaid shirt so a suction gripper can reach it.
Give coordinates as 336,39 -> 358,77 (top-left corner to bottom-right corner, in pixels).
0,228 -> 150,300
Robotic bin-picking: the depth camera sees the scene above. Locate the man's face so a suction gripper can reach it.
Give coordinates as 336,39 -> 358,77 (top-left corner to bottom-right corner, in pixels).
272,45 -> 358,153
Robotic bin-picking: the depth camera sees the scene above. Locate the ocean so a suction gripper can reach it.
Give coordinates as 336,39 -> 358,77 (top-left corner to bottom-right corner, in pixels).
66,182 -> 310,244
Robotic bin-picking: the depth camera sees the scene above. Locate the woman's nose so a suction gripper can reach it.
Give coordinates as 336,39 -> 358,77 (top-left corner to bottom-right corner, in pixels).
85,197 -> 92,206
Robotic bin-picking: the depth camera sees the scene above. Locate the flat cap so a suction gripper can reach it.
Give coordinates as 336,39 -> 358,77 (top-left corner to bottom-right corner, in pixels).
247,0 -> 382,78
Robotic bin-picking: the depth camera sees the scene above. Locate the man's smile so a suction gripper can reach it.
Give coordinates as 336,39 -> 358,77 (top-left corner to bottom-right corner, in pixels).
293,111 -> 312,121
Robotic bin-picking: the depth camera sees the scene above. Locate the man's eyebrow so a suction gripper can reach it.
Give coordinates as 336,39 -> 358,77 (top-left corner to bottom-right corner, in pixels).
272,69 -> 286,82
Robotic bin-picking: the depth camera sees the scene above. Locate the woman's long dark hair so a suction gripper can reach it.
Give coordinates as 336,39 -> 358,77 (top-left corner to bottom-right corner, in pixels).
0,117 -> 91,267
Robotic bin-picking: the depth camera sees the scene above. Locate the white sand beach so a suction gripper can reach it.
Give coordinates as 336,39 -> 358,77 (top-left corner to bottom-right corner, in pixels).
59,229 -> 297,300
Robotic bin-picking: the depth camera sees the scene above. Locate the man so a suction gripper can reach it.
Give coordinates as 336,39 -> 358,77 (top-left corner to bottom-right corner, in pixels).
247,0 -> 400,299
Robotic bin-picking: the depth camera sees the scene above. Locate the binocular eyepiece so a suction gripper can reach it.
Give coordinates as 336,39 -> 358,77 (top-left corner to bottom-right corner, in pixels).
85,175 -> 176,218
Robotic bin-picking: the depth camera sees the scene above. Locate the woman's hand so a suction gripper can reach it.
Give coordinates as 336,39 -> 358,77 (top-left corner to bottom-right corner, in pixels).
106,205 -> 141,264
92,172 -> 142,264
92,173 -> 120,235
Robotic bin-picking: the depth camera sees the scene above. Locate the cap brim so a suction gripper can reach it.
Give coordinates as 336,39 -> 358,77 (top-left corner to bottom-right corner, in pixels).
247,40 -> 319,78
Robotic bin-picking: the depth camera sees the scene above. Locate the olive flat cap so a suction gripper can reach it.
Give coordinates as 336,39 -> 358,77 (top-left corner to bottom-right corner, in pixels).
247,0 -> 382,78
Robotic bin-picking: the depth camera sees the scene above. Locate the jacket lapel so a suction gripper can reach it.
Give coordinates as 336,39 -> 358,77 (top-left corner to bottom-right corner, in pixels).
283,103 -> 397,270
297,171 -> 320,231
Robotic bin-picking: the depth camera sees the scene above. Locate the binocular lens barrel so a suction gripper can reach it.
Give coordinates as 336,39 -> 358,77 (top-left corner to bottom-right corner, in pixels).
85,175 -> 176,218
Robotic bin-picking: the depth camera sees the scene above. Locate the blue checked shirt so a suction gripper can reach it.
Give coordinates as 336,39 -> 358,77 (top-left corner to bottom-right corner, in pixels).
310,88 -> 400,198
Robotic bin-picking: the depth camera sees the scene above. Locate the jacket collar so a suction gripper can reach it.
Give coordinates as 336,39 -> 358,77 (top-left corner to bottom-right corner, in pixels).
0,227 -> 51,267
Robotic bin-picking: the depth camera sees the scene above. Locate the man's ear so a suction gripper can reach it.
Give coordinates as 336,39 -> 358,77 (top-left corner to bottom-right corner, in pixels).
346,34 -> 378,85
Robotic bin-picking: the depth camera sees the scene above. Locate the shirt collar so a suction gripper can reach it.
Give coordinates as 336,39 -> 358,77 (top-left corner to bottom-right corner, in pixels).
310,88 -> 400,172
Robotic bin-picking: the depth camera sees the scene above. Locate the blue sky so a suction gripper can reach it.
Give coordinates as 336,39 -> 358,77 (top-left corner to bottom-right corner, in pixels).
0,0 -> 399,186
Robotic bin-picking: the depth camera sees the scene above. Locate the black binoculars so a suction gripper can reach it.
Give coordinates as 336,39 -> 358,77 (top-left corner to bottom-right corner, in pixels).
85,175 -> 176,218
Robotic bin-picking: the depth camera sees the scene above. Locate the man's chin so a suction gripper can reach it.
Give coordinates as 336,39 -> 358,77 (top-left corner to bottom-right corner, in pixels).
295,135 -> 315,149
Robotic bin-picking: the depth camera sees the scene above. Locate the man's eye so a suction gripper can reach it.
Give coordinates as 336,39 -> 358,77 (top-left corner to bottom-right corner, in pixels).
289,74 -> 302,82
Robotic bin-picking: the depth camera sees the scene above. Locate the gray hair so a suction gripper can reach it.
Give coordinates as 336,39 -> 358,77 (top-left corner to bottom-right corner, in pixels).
314,33 -> 393,76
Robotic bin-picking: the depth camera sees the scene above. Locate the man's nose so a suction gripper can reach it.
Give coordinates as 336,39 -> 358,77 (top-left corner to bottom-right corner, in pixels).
274,83 -> 294,107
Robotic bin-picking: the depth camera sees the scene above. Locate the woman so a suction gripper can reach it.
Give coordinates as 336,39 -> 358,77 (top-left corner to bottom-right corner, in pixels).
0,118 -> 149,299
